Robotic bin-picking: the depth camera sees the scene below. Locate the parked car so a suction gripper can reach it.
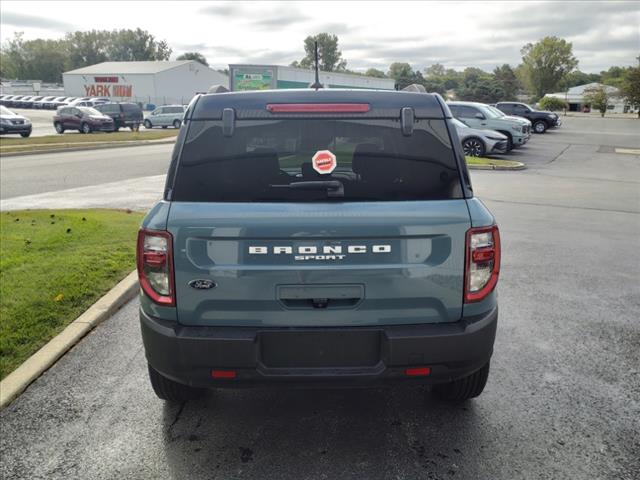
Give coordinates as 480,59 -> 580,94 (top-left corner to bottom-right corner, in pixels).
452,118 -> 508,157
494,102 -> 561,134
94,102 -> 143,131
138,87 -> 501,403
33,96 -> 57,109
68,99 -> 106,108
53,106 -> 115,134
6,95 -> 25,108
0,105 -> 32,137
0,95 -> 15,106
49,97 -> 73,109
143,105 -> 185,129
448,101 -> 531,150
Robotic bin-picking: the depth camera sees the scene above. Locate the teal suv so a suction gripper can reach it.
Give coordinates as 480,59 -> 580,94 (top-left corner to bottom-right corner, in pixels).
137,87 -> 501,404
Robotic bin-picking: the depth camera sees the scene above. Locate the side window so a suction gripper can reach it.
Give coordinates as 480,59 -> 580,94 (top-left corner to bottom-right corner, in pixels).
71,108 -> 81,116
59,108 -> 69,115
458,106 -> 479,118
156,108 -> 165,115
448,105 -> 459,117
513,104 -> 528,114
499,104 -> 512,114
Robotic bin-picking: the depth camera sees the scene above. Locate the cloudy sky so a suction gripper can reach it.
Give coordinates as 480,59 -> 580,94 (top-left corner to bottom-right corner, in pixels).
1,1 -> 638,73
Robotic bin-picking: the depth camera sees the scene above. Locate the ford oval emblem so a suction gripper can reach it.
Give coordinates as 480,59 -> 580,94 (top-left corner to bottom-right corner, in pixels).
188,279 -> 216,290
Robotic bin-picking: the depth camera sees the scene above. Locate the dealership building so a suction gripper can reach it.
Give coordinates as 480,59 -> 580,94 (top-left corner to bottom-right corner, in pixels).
62,61 -> 229,107
229,64 -> 396,91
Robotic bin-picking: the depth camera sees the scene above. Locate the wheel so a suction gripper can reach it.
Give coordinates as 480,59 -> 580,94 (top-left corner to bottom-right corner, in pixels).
148,364 -> 203,402
173,119 -> 181,129
143,119 -> 152,129
498,131 -> 513,151
162,125 -> 167,129
20,132 -> 31,138
462,137 -> 486,157
533,120 -> 547,134
54,122 -> 65,134
81,122 -> 92,134
131,124 -> 140,132
113,127 -> 119,132
432,362 -> 490,402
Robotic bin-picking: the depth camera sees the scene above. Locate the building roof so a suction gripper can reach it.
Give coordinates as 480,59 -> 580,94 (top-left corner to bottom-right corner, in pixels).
64,61 -> 198,75
566,82 -> 619,95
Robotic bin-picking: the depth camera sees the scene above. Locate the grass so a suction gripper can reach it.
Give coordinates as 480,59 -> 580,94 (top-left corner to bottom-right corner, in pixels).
0,130 -> 177,153
0,209 -> 144,380
465,156 -> 524,168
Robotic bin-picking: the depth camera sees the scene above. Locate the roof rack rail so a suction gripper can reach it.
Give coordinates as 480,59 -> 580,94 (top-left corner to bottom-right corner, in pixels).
207,84 -> 229,94
402,84 -> 427,93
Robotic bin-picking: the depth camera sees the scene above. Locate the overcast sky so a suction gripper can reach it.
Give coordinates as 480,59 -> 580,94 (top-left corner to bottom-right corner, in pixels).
1,1 -> 638,73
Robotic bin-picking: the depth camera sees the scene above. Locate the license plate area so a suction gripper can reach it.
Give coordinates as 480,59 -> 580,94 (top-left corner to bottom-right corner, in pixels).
260,330 -> 381,368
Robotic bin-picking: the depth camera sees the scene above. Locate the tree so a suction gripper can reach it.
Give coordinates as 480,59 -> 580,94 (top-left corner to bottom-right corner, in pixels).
558,70 -> 601,90
456,67 -> 505,103
521,36 -> 578,98
364,68 -> 386,78
387,63 -> 428,90
583,85 -> 611,117
297,33 -> 346,72
600,66 -> 632,89
539,96 -> 567,111
65,31 -> 109,70
105,28 -> 171,61
176,52 -> 208,66
620,66 -> 640,118
493,64 -> 520,100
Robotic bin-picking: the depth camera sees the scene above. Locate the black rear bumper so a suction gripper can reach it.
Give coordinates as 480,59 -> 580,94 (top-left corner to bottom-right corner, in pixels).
140,307 -> 498,388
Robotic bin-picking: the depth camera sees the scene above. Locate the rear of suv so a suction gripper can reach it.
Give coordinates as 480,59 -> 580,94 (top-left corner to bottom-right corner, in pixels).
94,102 -> 143,131
138,88 -> 500,404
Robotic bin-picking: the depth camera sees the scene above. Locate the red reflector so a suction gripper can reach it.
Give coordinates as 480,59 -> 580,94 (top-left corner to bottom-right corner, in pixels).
472,248 -> 494,262
405,367 -> 431,377
143,251 -> 167,267
211,370 -> 236,379
266,103 -> 370,113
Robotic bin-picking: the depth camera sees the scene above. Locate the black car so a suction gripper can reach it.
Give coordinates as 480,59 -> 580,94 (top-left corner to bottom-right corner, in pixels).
0,105 -> 32,137
94,102 -> 143,131
494,102 -> 562,134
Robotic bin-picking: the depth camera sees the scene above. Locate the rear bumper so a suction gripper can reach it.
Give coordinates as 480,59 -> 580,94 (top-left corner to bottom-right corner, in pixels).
141,307 -> 498,388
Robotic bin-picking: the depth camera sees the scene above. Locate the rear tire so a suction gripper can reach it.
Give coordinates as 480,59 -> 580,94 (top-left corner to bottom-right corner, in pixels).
533,120 -> 547,134
462,137 -> 486,157
143,119 -> 152,129
432,362 -> 490,402
162,125 -> 167,129
81,122 -> 91,134
148,364 -> 203,402
173,119 -> 181,129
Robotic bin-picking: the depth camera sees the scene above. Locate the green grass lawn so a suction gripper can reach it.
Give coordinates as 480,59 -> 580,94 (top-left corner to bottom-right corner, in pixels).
0,209 -> 144,380
0,130 -> 177,153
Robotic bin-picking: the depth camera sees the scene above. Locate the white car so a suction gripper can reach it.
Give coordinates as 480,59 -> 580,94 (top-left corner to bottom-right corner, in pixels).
143,105 -> 185,129
452,118 -> 508,157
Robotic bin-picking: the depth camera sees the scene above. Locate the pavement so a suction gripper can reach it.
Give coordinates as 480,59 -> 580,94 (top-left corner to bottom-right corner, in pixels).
0,116 -> 639,479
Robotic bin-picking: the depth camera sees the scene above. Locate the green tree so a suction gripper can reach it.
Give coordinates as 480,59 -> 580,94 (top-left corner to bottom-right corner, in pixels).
620,66 -> 640,118
600,66 -> 632,89
105,28 -> 171,61
364,68 -> 386,78
493,64 -> 520,100
539,96 -> 567,111
65,31 -> 108,70
456,67 -> 505,103
558,70 -> 601,90
176,52 -> 209,66
521,36 -> 578,98
297,33 -> 346,72
387,62 -> 414,81
583,85 -> 611,117
0,32 -> 68,82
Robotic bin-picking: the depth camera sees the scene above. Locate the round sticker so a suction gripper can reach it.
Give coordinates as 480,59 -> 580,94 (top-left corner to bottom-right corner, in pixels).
312,150 -> 337,174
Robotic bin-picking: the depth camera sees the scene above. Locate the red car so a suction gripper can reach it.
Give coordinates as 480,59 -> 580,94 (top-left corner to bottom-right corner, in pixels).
53,106 -> 115,134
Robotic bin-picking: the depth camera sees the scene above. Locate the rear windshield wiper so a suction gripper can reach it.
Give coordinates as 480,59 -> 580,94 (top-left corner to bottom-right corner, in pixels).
269,180 -> 344,197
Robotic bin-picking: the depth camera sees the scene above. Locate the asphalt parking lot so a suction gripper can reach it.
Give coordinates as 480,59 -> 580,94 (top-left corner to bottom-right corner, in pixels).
0,116 -> 639,479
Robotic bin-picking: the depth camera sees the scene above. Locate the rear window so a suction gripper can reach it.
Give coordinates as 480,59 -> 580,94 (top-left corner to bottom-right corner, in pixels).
122,103 -> 141,113
97,103 -> 119,113
172,118 -> 462,202
165,106 -> 184,113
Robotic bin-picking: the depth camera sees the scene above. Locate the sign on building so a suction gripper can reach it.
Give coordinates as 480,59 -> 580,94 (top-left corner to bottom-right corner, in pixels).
233,68 -> 274,91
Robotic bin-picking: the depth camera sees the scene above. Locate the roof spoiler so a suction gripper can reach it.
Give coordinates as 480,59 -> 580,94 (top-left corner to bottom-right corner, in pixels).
402,84 -> 427,93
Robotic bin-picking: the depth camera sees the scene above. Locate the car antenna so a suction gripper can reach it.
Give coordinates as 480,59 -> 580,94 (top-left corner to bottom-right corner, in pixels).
309,41 -> 323,90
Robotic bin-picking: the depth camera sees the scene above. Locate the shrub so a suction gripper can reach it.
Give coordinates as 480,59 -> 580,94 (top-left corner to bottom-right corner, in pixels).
539,96 -> 567,111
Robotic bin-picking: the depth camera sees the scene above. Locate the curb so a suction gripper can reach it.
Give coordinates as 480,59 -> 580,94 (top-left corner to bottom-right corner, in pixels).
0,270 -> 139,410
468,162 -> 526,171
0,139 -> 176,157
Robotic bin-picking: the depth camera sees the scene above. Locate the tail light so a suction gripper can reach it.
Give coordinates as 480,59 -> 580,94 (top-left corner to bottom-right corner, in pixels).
464,225 -> 500,303
136,229 -> 175,306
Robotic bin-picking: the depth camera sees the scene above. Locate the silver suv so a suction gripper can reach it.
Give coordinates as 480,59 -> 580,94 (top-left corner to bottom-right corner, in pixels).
143,105 -> 185,129
448,101 -> 531,151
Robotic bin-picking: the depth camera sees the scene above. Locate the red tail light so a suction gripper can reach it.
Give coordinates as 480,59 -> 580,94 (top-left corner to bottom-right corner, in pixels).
266,103 -> 370,113
211,370 -> 237,379
464,225 -> 500,303
136,229 -> 175,306
405,367 -> 431,377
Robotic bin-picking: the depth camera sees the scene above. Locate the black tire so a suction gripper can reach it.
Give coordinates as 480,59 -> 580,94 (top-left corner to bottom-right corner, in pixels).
131,124 -> 140,132
81,122 -> 92,134
432,362 -> 490,402
20,132 -> 31,138
148,364 -> 203,402
54,122 -> 65,134
162,125 -> 167,129
173,119 -> 181,129
143,119 -> 152,129
497,131 -> 513,151
462,137 -> 486,157
533,120 -> 547,134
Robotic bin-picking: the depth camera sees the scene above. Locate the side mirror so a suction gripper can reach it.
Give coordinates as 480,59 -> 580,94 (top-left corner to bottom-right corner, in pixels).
474,112 -> 485,120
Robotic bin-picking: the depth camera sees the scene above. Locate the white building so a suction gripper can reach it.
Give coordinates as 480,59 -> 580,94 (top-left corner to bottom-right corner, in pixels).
63,61 -> 229,107
229,64 -> 395,91
544,82 -> 636,114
